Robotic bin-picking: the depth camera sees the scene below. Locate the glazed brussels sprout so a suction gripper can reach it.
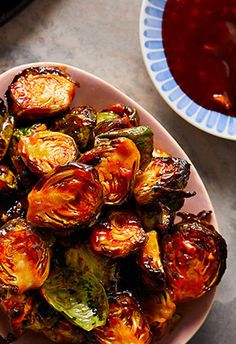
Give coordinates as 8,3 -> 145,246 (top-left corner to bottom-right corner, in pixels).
140,290 -> 177,339
134,157 -> 194,210
0,103 -> 14,161
18,130 -> 79,176
96,103 -> 140,126
7,66 -> 76,120
90,210 -> 146,258
65,241 -> 118,290
0,218 -> 50,294
162,212 -> 227,303
79,137 -> 140,205
27,163 -> 104,231
41,269 -> 108,331
96,126 -> 154,169
0,165 -> 17,194
51,105 -> 96,152
93,291 -> 152,344
137,230 -> 166,291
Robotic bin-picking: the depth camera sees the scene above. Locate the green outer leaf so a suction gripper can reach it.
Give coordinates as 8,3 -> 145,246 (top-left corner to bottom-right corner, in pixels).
96,125 -> 154,169
41,269 -> 108,331
96,111 -> 119,124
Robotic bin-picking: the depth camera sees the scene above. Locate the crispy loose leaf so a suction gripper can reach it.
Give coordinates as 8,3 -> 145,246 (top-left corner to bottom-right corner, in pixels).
41,269 -> 109,331
18,130 -> 79,176
0,103 -> 14,161
27,163 -> 104,231
0,165 -> 17,194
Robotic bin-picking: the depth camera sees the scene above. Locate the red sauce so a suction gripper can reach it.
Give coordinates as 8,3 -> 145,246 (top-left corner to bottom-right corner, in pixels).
162,0 -> 236,116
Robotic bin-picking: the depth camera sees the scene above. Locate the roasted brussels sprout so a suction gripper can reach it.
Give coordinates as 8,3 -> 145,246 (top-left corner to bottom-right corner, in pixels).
65,241 -> 118,290
137,230 -> 166,291
79,137 -> 140,204
0,106 -> 14,161
18,130 -> 79,176
7,66 -> 76,120
96,103 -> 139,127
140,290 -> 177,339
51,105 -> 96,152
0,165 -> 17,194
96,126 -> 153,169
90,210 -> 146,258
27,163 -> 104,231
94,115 -> 133,136
134,157 -> 194,210
162,212 -> 227,303
41,269 -> 108,331
93,291 -> 152,344
0,218 -> 50,294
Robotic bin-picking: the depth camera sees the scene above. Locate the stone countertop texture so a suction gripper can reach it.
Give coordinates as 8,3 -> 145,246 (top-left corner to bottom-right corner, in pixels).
0,0 -> 235,343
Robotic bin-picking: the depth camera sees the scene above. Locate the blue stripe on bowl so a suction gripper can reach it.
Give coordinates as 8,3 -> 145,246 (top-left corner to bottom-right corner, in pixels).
151,60 -> 168,71
217,114 -> 228,133
148,0 -> 166,10
169,88 -> 184,102
156,70 -> 172,81
145,6 -> 164,19
207,111 -> 219,128
145,40 -> 163,49
162,79 -> 177,91
228,117 -> 236,135
144,29 -> 162,39
147,51 -> 165,60
177,95 -> 191,110
186,102 -> 199,117
144,18 -> 162,29
196,108 -> 208,123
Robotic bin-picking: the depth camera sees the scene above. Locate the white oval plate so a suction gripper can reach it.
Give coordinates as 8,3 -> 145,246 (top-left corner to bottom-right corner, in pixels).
139,0 -> 236,140
0,62 -> 217,343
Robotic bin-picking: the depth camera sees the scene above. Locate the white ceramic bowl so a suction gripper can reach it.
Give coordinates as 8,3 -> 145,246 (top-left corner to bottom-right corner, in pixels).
140,0 -> 236,140
0,62 -> 217,344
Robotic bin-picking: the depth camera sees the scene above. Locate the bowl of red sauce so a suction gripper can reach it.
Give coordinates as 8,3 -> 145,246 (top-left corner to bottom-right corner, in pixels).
140,0 -> 236,139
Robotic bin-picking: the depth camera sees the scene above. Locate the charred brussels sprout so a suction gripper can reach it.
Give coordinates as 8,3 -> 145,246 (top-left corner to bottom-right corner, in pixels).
65,241 -> 118,290
51,105 -> 96,152
27,163 -> 104,231
0,165 -> 17,194
93,291 -> 152,344
162,212 -> 227,303
96,126 -> 153,169
90,210 -> 146,258
41,269 -> 109,331
0,218 -> 50,294
134,157 -> 194,210
140,290 -> 178,340
18,130 -> 79,176
0,105 -> 14,161
79,137 -> 140,205
137,230 -> 166,291
7,66 -> 76,121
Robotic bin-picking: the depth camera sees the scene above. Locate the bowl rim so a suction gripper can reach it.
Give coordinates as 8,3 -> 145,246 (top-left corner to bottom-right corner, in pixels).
139,0 -> 236,141
0,61 -> 217,343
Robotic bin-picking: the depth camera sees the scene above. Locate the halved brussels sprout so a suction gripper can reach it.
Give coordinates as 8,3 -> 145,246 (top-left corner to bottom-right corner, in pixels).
93,292 -> 152,344
162,212 -> 227,303
51,105 -> 96,152
96,126 -> 153,169
0,165 -> 17,194
90,210 -> 146,258
41,269 -> 109,331
96,103 -> 139,126
0,107 -> 14,161
18,130 -> 79,176
79,137 -> 140,205
0,218 -> 50,294
139,290 -> 178,340
134,157 -> 194,210
65,241 -> 118,290
27,163 -> 104,231
137,230 -> 166,291
7,66 -> 76,120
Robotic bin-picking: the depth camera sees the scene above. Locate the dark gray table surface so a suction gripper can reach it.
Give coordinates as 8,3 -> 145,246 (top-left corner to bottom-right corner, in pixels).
0,0 -> 235,343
